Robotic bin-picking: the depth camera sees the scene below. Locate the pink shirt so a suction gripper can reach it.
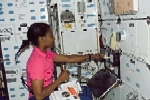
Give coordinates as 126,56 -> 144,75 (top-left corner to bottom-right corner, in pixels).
26,46 -> 56,97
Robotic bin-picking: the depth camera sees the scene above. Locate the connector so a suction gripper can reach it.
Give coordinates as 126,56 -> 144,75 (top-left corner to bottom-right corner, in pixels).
0,35 -> 10,41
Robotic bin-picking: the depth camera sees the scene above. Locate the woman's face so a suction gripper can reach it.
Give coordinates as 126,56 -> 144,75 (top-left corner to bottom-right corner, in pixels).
44,28 -> 55,48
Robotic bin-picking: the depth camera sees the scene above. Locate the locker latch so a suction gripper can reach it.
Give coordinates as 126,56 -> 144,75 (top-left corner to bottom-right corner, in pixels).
0,58 -> 9,63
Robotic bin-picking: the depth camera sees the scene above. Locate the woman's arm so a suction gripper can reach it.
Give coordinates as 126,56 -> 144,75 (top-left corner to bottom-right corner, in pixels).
31,70 -> 69,100
53,54 -> 89,63
54,53 -> 104,63
31,78 -> 62,100
28,57 -> 69,99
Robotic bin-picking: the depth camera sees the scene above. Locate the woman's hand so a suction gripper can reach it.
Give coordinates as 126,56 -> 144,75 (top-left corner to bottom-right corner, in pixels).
92,53 -> 104,59
58,70 -> 70,82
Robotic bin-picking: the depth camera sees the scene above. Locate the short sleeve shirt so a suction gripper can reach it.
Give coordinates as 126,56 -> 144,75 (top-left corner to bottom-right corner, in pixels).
26,46 -> 56,97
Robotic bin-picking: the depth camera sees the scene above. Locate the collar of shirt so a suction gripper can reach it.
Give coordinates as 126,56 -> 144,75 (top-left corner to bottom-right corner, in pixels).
33,46 -> 53,59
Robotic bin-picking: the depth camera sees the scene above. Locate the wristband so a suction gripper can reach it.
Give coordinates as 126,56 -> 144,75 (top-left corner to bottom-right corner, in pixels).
88,54 -> 91,61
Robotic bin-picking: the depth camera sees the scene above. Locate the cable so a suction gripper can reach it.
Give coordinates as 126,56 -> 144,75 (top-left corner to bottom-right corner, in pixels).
21,75 -> 34,95
53,46 -> 66,54
50,6 -> 59,37
81,0 -> 85,15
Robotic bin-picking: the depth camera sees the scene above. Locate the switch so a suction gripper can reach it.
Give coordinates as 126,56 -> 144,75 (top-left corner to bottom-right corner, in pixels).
18,27 -> 21,31
81,16 -> 84,19
20,23 -> 27,27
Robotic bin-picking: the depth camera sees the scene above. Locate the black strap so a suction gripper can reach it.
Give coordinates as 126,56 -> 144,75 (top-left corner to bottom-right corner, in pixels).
21,76 -> 34,95
88,54 -> 91,61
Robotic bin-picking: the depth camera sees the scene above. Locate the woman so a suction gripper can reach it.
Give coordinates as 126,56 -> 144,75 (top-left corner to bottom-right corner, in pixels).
16,23 -> 104,100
